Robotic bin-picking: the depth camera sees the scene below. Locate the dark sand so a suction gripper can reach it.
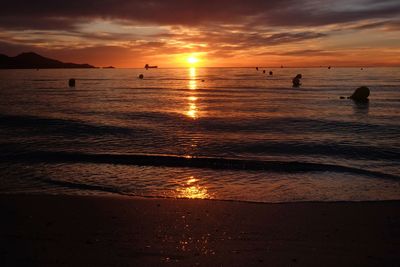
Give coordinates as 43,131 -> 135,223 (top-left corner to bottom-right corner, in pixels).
1,195 -> 399,266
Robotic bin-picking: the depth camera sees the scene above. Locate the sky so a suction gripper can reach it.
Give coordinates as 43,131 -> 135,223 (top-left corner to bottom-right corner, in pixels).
0,0 -> 399,67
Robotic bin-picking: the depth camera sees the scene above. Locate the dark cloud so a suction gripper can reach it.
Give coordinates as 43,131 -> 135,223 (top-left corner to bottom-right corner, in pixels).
349,20 -> 400,31
0,41 -> 36,56
0,16 -> 83,30
259,49 -> 345,56
0,0 -> 289,29
0,0 -> 399,30
254,1 -> 400,27
158,27 -> 326,50
252,32 -> 326,46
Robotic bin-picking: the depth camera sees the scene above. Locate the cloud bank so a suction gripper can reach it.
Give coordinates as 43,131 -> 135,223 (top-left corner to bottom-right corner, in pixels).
0,0 -> 399,67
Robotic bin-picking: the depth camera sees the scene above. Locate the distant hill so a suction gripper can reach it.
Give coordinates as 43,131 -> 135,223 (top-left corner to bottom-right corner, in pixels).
0,52 -> 95,69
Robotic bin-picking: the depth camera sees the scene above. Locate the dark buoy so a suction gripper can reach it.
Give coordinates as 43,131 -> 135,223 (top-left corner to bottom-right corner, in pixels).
201,79 -> 205,82
139,74 -> 144,79
350,86 -> 370,102
68,78 -> 76,87
145,64 -> 149,70
269,71 -> 273,75
328,66 -> 331,69
263,70 -> 266,74
256,67 -> 259,71
292,74 -> 302,87
361,68 -> 364,70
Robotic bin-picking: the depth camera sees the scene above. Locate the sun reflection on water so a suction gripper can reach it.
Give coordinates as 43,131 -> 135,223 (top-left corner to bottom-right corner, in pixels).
176,176 -> 211,199
186,67 -> 199,119
189,67 -> 197,88
186,103 -> 197,119
188,80 -> 197,90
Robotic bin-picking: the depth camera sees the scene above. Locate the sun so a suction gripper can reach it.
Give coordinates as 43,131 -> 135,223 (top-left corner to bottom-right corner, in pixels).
187,56 -> 199,65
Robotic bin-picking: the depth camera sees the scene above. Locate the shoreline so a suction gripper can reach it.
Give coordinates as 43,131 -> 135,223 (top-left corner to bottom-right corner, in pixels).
3,191 -> 400,205
1,194 -> 399,266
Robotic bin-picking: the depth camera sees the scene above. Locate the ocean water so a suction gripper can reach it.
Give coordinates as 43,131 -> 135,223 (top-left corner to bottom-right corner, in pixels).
0,67 -> 399,202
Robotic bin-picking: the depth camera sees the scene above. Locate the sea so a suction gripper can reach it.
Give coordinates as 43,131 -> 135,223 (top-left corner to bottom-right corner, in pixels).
0,67 -> 399,203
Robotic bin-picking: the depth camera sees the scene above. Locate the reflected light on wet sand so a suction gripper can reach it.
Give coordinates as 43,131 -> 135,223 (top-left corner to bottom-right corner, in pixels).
176,176 -> 211,199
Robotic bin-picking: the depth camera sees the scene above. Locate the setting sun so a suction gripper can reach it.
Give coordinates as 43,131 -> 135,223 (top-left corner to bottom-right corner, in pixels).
187,56 -> 199,65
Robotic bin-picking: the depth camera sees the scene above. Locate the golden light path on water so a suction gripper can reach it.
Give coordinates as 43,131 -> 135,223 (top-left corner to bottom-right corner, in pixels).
176,176 -> 211,199
179,68 -> 211,199
186,67 -> 198,119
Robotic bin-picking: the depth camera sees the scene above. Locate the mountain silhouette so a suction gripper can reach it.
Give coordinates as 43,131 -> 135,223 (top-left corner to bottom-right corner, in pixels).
0,52 -> 95,69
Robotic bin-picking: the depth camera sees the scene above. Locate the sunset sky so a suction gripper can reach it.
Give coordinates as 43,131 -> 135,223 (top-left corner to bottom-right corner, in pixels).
1,0 -> 399,67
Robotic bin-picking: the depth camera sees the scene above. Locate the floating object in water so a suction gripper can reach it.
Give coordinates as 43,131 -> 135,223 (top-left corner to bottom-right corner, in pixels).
139,74 -> 144,79
201,79 -> 205,82
269,71 -> 273,75
350,86 -> 370,102
361,68 -> 364,70
328,66 -> 331,69
68,78 -> 76,87
281,65 -> 283,68
144,64 -> 158,70
256,67 -> 259,71
292,74 -> 302,87
340,96 -> 345,99
263,70 -> 265,74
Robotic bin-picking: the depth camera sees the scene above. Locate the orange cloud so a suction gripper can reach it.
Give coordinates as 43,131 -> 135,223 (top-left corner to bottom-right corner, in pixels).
0,0 -> 399,67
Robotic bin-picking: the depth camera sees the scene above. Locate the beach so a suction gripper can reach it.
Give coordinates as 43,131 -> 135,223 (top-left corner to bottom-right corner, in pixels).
1,194 -> 399,266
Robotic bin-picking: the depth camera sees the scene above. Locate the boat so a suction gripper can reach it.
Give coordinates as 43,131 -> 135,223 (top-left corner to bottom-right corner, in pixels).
145,64 -> 158,70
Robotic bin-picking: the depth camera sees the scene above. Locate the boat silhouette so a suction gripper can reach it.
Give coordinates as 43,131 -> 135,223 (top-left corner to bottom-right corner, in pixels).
145,64 -> 158,70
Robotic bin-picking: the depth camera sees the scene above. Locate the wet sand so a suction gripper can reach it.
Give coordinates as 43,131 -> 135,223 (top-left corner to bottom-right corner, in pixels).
1,194 -> 399,266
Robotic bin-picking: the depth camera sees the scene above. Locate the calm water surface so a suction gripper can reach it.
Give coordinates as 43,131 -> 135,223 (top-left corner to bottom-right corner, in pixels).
0,67 -> 399,202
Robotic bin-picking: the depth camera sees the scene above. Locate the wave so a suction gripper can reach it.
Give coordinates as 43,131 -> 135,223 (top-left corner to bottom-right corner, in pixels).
37,175 -> 124,194
32,79 -> 60,82
197,117 -> 398,132
32,78 -> 126,81
1,151 -> 399,180
0,114 -> 150,137
209,141 -> 400,161
1,114 -> 398,161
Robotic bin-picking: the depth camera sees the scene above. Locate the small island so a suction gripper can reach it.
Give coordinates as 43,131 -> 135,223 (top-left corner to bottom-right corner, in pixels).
0,52 -> 95,69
